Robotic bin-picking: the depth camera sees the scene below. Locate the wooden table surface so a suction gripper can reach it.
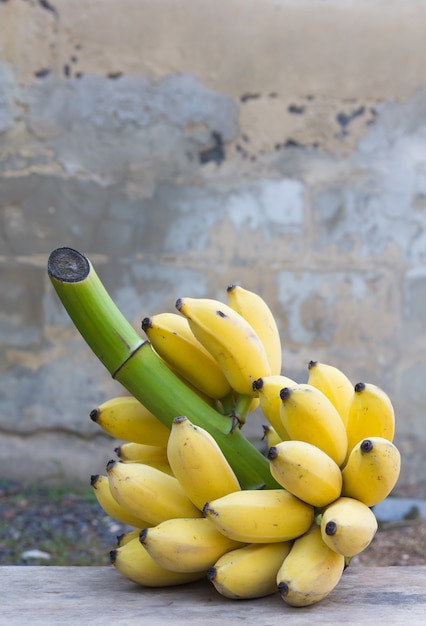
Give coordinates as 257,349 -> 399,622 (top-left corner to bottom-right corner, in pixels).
2,565 -> 425,625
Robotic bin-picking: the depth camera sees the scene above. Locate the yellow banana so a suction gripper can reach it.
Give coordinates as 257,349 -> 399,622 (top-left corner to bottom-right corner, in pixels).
279,384 -> 348,466
276,523 -> 345,607
227,284 -> 282,376
320,496 -> 378,557
166,416 -> 241,510
245,395 -> 260,412
207,541 -> 292,600
115,442 -> 168,464
90,395 -> 170,446
110,536 -> 203,587
252,374 -> 297,441
345,382 -> 395,456
115,442 -> 174,475
203,489 -> 314,543
139,517 -> 244,573
267,440 -> 342,508
116,528 -> 141,547
90,474 -> 152,529
341,436 -> 401,506
307,360 -> 353,426
120,461 -> 174,476
106,460 -> 202,524
157,354 -> 215,405
262,424 -> 283,448
141,312 -> 231,400
176,297 -> 271,396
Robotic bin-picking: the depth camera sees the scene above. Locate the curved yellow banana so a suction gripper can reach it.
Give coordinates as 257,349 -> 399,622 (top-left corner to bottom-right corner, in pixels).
341,436 -> 401,506
279,384 -> 348,466
307,360 -> 354,427
115,442 -> 174,475
252,374 -> 297,441
110,536 -> 204,587
90,474 -> 151,529
166,416 -> 241,510
320,497 -> 378,557
345,382 -> 395,456
159,356 -> 216,405
203,489 -> 314,543
176,297 -> 271,396
243,395 -> 260,412
115,442 -> 169,464
116,528 -> 141,547
227,284 -> 282,376
106,460 -> 202,525
207,541 -> 292,600
141,312 -> 231,400
276,523 -> 345,607
139,517 -> 244,573
262,424 -> 283,448
90,395 -> 170,446
267,440 -> 342,508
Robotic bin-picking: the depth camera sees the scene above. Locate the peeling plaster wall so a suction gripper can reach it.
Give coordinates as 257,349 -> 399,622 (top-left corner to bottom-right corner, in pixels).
1,0 -> 426,488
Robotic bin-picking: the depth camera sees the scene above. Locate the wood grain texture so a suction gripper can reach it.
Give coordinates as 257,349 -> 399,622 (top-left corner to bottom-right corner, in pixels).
1,565 -> 425,625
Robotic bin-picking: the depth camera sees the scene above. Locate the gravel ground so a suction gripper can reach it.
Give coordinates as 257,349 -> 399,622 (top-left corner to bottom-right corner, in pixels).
1,480 -> 425,567
0,481 -> 129,566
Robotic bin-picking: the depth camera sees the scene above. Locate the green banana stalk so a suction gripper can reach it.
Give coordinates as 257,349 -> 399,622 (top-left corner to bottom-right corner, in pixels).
47,247 -> 279,490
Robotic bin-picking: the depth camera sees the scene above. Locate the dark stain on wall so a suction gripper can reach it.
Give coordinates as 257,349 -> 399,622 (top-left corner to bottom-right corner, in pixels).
199,132 -> 225,165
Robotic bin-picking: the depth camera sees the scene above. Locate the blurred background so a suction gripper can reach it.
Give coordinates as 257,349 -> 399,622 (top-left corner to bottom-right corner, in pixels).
1,0 -> 426,498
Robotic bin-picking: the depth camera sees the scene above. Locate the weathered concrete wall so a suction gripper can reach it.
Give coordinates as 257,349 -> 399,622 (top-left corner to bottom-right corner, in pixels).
1,0 -> 426,490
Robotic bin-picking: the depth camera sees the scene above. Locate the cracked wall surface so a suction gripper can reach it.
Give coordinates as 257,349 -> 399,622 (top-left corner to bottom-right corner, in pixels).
1,0 -> 426,488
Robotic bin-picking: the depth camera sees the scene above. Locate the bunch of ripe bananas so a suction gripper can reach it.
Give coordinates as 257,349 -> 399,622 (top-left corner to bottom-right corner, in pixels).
88,284 -> 401,607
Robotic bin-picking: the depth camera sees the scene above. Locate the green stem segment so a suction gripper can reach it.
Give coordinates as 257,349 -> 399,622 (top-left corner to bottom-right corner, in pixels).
47,247 -> 279,490
233,394 -> 255,426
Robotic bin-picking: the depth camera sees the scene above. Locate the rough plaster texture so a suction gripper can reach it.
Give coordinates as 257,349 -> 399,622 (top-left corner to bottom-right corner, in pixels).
1,0 -> 426,488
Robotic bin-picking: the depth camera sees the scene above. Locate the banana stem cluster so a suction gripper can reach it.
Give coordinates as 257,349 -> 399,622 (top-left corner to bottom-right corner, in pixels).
48,247 -> 402,609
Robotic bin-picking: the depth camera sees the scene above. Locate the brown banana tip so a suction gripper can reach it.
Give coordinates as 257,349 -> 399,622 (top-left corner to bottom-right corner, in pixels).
202,502 -> 211,516
226,283 -> 238,292
106,459 -> 116,472
360,439 -> 374,453
90,474 -> 99,487
206,567 -> 217,581
308,360 -> 318,369
354,382 -> 366,393
173,415 -> 188,425
278,581 -> 290,597
116,533 -> 125,546
252,378 -> 264,391
175,298 -> 183,310
325,521 -> 338,536
109,550 -> 118,565
114,446 -> 121,456
89,409 -> 99,422
280,387 -> 291,401
139,528 -> 149,544
267,446 -> 279,461
141,317 -> 152,331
